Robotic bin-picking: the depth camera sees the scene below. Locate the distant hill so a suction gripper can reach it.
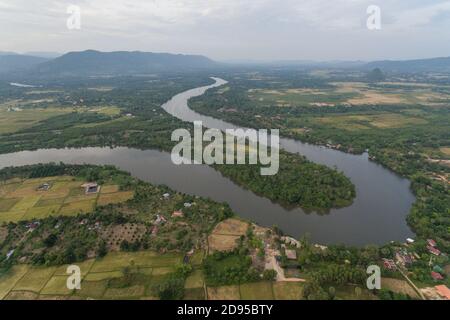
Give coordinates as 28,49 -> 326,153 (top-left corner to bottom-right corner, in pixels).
0,51 -> 19,56
366,57 -> 450,73
31,50 -> 219,76
24,51 -> 62,59
0,55 -> 49,74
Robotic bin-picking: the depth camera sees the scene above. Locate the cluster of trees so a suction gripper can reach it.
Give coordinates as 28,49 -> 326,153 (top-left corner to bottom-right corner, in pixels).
216,149 -> 355,210
203,251 -> 260,286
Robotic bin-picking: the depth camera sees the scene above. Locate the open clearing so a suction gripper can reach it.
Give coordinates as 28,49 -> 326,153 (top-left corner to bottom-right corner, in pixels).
208,218 -> 249,253
314,113 -> 427,131
207,285 -> 241,300
381,278 -> 420,299
440,147 -> 450,156
247,82 -> 450,107
0,107 -> 70,134
0,177 -> 133,222
272,282 -> 304,300
239,282 -> 274,300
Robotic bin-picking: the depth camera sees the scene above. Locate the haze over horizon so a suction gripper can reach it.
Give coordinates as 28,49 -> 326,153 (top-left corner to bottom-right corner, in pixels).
1,0 -> 450,61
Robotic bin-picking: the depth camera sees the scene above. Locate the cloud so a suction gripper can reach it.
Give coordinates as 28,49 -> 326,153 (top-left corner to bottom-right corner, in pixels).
1,0 -> 449,60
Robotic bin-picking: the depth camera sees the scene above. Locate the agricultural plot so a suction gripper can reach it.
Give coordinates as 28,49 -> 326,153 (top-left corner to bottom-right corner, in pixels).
207,285 -> 241,300
248,88 -> 356,107
239,282 -> 274,300
247,82 -> 450,108
0,178 -> 133,222
313,113 -> 428,131
381,278 -> 420,299
208,218 -> 249,253
272,282 -> 304,300
0,251 -> 308,300
0,107 -> 70,134
0,251 -> 184,300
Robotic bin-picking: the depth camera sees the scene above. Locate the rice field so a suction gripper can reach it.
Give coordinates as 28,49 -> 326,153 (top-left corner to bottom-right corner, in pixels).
0,250 -> 307,300
0,177 -> 134,223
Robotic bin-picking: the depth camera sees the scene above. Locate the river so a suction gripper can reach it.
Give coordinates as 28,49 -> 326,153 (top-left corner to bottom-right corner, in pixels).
0,78 -> 415,246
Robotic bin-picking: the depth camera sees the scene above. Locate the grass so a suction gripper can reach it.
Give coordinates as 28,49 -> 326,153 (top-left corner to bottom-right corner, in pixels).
0,107 -> 70,134
101,185 -> 120,194
89,251 -> 181,273
4,290 -> 39,300
0,265 -> 29,299
314,113 -> 427,131
207,285 -> 241,300
97,191 -> 134,206
0,198 -> 20,211
0,210 -> 26,222
272,282 -> 303,300
184,288 -> 205,300
151,267 -> 175,276
0,174 -> 134,222
10,196 -> 41,211
77,280 -> 108,298
239,282 -> 274,300
185,270 -> 204,289
381,278 -> 420,299
212,218 -> 249,236
440,147 -> 450,156
35,197 -> 65,207
22,205 -> 61,219
40,276 -> 74,296
54,259 -> 95,277
334,285 -> 378,300
84,271 -> 123,281
208,234 -> 240,253
208,218 -> 248,253
59,200 -> 96,216
0,183 -> 20,197
103,285 -> 146,299
13,267 -> 56,293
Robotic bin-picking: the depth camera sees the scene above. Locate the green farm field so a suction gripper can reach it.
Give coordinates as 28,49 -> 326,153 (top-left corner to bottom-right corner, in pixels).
0,177 -> 134,223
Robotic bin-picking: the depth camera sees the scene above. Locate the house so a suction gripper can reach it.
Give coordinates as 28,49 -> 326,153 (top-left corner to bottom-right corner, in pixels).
81,183 -> 100,194
172,211 -> 184,218
184,203 -> 193,208
26,222 -> 40,233
151,226 -> 159,235
382,258 -> 396,270
154,215 -> 167,225
427,245 -> 441,256
285,249 -> 297,260
6,249 -> 14,260
280,236 -> 301,248
427,239 -> 437,247
431,271 -> 444,281
37,183 -> 51,191
435,285 -> 450,300
395,251 -> 415,267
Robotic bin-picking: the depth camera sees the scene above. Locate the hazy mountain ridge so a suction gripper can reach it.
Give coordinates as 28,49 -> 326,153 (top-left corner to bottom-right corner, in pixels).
366,56 -> 450,72
31,50 -> 219,76
0,55 -> 49,74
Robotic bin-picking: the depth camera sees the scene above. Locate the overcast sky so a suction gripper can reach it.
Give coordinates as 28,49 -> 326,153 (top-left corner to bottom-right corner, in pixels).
1,0 -> 450,61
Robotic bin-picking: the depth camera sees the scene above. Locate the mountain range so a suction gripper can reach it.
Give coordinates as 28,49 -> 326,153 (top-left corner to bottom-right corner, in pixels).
1,50 -> 450,77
